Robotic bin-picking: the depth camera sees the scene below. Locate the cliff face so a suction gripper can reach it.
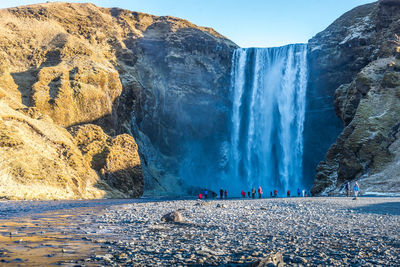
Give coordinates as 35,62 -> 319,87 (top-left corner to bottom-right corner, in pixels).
0,2 -> 236,198
127,16 -> 237,193
309,0 -> 400,195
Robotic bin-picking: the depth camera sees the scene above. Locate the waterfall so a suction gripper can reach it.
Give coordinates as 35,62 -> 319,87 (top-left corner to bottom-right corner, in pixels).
228,44 -> 308,195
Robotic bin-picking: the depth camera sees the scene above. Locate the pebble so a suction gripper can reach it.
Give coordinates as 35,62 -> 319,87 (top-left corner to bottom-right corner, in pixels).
1,197 -> 399,266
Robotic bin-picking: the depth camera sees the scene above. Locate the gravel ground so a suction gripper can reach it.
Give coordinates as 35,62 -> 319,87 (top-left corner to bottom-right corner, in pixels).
1,197 -> 399,266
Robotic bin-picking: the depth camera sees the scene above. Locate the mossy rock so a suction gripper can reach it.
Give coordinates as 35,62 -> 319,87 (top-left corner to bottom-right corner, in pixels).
355,73 -> 373,95
381,71 -> 400,88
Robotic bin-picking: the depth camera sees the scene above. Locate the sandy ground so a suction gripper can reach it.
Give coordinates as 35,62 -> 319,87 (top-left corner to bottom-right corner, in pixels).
0,197 -> 399,266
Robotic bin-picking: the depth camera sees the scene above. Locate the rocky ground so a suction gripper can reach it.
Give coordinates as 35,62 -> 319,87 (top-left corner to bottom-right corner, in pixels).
0,197 -> 399,266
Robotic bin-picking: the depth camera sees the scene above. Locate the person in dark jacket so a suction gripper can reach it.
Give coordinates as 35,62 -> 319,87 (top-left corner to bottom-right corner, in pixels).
345,182 -> 350,197
219,188 -> 223,199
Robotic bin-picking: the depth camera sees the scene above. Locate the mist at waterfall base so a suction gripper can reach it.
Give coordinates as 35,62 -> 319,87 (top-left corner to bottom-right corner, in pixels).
179,44 -> 310,197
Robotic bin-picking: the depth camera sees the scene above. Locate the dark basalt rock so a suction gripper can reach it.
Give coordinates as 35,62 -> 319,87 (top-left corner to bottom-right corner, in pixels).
380,0 -> 400,6
309,2 -> 400,195
125,17 -> 238,194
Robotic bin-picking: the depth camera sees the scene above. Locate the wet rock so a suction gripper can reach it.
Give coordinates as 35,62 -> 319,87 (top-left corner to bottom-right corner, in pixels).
161,211 -> 183,223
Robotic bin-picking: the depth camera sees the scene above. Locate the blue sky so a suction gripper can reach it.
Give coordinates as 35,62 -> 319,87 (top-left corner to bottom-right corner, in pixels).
0,0 -> 376,47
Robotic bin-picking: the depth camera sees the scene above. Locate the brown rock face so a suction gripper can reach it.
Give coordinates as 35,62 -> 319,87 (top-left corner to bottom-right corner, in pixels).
0,2 -> 236,199
310,2 -> 400,195
0,100 -> 102,200
69,124 -> 143,198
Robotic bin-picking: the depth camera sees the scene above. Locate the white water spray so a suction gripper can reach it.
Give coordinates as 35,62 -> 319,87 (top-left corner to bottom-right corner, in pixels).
228,44 -> 308,194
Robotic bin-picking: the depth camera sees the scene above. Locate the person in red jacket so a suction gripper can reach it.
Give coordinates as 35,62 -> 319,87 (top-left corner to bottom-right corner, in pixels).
241,190 -> 246,198
287,190 -> 291,197
198,193 -> 203,199
224,189 -> 228,198
258,186 -> 263,198
274,189 -> 278,197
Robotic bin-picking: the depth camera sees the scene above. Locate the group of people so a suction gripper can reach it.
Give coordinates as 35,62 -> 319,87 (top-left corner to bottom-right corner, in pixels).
198,189 -> 229,199
345,181 -> 360,199
296,188 -> 311,197
199,186 -> 314,199
199,188 -> 228,199
199,181 -> 361,200
240,187 -> 312,198
241,186 -> 264,199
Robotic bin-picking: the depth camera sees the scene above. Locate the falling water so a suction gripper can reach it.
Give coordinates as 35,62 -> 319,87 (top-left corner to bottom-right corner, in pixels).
228,44 -> 308,194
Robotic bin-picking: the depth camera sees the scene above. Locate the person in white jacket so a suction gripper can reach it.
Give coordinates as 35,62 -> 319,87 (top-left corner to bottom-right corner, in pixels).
353,181 -> 360,200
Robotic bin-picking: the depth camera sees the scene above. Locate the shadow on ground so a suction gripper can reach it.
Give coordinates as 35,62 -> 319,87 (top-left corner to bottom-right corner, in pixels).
353,201 -> 400,215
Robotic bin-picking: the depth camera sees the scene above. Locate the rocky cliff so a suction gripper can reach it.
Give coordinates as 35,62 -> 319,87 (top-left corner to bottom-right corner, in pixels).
0,2 -> 235,199
309,0 -> 400,195
125,11 -> 237,194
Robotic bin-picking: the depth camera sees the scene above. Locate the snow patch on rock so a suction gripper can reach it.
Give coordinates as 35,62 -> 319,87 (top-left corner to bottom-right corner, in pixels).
339,15 -> 373,45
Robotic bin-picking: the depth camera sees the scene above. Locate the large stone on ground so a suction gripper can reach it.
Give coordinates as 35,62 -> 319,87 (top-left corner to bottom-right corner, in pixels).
161,211 -> 183,222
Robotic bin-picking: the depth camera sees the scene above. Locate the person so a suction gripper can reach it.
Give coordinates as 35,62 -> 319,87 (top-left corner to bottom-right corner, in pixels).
248,191 -> 251,198
345,182 -> 350,197
204,189 -> 208,199
302,189 -> 306,197
198,193 -> 203,199
258,186 -> 263,198
241,190 -> 246,198
274,189 -> 277,197
219,188 -> 223,199
287,190 -> 290,197
297,188 -> 301,197
353,181 -> 360,200
251,187 -> 256,199
224,189 -> 228,199
270,191 -> 273,198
